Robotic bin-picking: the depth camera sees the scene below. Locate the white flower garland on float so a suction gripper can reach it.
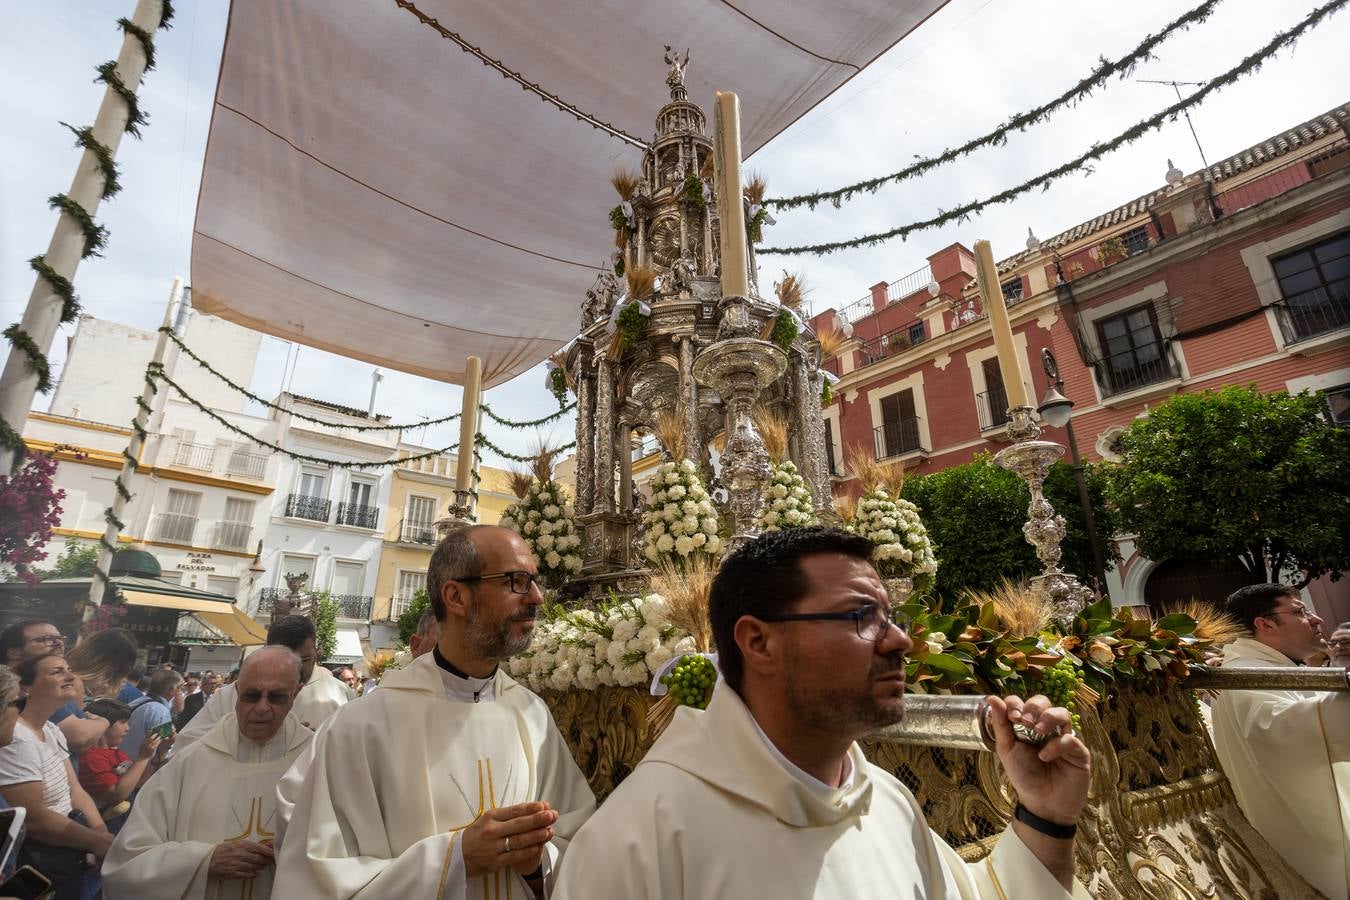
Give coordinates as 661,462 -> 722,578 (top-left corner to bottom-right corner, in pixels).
641,459 -> 723,564
499,481 -> 583,585
505,594 -> 696,692
758,460 -> 817,531
849,488 -> 939,597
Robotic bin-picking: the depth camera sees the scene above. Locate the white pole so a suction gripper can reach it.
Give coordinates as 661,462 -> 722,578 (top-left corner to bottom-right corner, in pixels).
86,280 -> 180,607
454,357 -> 483,521
0,0 -> 168,473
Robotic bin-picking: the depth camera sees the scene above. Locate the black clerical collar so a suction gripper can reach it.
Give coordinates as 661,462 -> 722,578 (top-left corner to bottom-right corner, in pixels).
433,645 -> 497,702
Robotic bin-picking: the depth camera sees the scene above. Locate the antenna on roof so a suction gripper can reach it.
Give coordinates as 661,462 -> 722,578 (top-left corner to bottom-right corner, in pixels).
1137,79 -> 1211,173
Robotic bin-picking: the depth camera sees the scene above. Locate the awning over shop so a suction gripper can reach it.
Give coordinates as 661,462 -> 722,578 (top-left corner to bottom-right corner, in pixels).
329,628 -> 364,664
121,587 -> 268,647
192,0 -> 951,388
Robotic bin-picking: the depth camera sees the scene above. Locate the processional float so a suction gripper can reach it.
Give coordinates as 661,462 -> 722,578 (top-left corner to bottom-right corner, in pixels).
542,56 -> 1333,898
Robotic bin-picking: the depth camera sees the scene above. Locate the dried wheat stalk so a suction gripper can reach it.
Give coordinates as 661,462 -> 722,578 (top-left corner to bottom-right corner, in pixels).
965,580 -> 1052,639
652,555 -> 714,653
610,167 -> 643,201
626,264 -> 656,300
651,408 -> 687,462
752,406 -> 791,465
848,444 -> 906,497
744,172 -> 767,206
773,271 -> 808,311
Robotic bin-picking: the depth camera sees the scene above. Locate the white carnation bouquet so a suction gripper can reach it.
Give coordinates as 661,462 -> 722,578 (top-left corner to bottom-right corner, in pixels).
505,594 -> 696,692
641,459 -> 723,564
499,481 -> 582,587
849,489 -> 938,597
758,460 -> 817,531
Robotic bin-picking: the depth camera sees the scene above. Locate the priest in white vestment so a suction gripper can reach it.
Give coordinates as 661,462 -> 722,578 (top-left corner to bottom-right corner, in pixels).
1211,583 -> 1350,899
275,526 -> 595,899
556,528 -> 1091,899
274,606 -> 441,849
177,615 -> 353,749
103,646 -> 314,900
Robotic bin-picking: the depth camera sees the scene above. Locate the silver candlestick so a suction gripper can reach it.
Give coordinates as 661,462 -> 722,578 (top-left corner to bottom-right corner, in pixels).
994,406 -> 1094,622
693,299 -> 786,551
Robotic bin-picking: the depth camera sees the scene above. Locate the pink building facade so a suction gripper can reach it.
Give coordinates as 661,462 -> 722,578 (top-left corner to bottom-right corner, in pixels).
811,102 -> 1350,620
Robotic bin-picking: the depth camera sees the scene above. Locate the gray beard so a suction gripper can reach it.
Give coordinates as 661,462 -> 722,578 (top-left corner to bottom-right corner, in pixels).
464,594 -> 534,661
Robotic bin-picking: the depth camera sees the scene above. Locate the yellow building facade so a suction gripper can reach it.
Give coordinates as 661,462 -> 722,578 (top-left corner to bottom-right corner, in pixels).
371,452 -> 518,647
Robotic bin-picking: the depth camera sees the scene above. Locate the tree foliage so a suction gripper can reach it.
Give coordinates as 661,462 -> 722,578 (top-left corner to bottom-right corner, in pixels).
1107,386 -> 1350,588
901,454 -> 1117,603
32,539 -> 100,580
0,453 -> 65,584
312,591 -> 338,662
397,588 -> 431,645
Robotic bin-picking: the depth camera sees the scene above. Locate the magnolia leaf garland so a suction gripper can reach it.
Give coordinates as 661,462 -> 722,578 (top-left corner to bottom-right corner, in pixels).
758,461 -> 818,532
765,0 -> 1223,212
498,481 -> 582,585
2,1 -> 173,464
759,0 -> 1347,255
642,460 -> 724,564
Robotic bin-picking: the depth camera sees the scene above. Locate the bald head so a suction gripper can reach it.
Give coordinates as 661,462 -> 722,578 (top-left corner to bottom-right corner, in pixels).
410,609 -> 442,658
235,646 -> 302,742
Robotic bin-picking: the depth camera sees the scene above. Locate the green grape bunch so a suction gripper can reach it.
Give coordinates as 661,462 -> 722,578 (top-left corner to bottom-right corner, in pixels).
661,654 -> 717,710
1041,658 -> 1084,731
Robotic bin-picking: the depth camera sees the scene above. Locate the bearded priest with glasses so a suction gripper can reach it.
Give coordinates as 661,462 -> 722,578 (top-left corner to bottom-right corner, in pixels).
274,525 -> 595,899
554,527 -> 1091,899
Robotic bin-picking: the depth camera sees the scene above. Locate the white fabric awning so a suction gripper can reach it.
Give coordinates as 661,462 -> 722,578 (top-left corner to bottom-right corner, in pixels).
191,0 -> 949,388
330,628 -> 364,664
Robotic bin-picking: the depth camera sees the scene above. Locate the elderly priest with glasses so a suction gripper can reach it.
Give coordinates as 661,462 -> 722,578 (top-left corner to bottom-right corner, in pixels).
274,525 -> 595,899
1211,584 -> 1350,900
554,528 -> 1091,899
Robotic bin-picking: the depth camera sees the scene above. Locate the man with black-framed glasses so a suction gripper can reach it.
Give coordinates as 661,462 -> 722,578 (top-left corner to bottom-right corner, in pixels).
1212,583 -> 1350,899
556,527 -> 1091,899
276,525 -> 594,900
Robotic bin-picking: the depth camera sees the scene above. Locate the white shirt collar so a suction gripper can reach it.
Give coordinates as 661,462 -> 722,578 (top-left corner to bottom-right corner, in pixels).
747,711 -> 854,795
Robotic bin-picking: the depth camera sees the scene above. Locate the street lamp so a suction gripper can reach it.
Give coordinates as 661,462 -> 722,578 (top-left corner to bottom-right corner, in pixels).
1036,348 -> 1108,593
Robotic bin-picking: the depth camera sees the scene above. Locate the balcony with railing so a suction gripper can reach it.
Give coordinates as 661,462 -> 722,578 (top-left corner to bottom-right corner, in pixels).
209,520 -> 252,552
836,263 -> 933,326
976,385 -> 1011,431
153,512 -> 197,545
399,518 -> 437,545
225,448 -> 269,479
1274,277 -> 1350,345
332,593 -> 374,620
858,321 -> 926,367
172,442 -> 216,471
285,493 -> 331,522
337,502 -> 379,529
873,416 -> 926,461
391,593 -> 421,620
1095,342 -> 1181,398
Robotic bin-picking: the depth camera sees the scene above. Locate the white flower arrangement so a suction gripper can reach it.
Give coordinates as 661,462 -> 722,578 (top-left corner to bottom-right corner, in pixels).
641,460 -> 723,564
504,594 -> 697,692
499,480 -> 582,587
848,488 -> 939,596
757,460 -> 817,532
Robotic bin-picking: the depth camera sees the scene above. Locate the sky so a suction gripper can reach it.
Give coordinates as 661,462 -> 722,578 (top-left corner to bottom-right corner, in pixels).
2,0 -> 1347,461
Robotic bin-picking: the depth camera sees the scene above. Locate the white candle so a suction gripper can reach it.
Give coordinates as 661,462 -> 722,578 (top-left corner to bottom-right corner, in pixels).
974,240 -> 1029,409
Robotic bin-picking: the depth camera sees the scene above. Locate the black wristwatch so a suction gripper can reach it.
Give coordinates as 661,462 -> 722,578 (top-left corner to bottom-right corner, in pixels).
1014,803 -> 1077,840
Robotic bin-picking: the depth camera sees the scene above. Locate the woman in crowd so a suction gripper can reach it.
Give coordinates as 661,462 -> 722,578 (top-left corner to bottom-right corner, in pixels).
50,629 -> 140,757
77,699 -> 163,829
0,654 -> 113,900
0,665 -> 24,882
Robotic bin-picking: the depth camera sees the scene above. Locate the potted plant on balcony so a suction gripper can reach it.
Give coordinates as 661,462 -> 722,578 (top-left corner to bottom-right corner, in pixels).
1099,237 -> 1127,266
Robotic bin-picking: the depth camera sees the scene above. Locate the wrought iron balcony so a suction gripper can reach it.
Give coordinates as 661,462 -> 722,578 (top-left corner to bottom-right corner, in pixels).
210,521 -> 252,552
873,417 -> 926,461
976,385 -> 1011,431
337,502 -> 379,529
859,321 -> 926,367
399,518 -> 437,545
1095,342 -> 1181,397
1274,278 -> 1350,345
225,448 -> 268,479
257,587 -> 283,613
153,512 -> 197,544
172,442 -> 216,471
285,493 -> 331,522
391,593 -> 421,619
331,594 -> 374,620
